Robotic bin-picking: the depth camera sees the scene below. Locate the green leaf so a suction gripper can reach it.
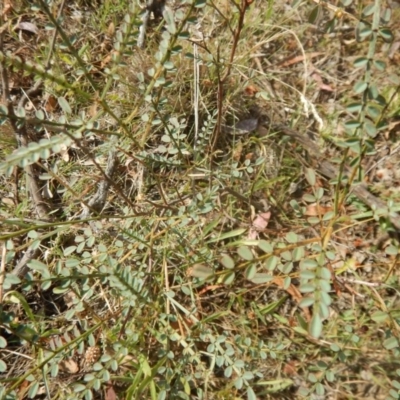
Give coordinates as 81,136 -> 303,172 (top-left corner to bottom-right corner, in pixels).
285,232 -> 298,243
63,246 -> 77,256
300,270 -> 315,279
258,240 -> 273,253
305,168 -> 316,186
346,102 -> 362,113
303,193 -> 316,202
308,6 -> 321,24
361,4 -> 376,17
207,228 -> 246,243
224,366 -> 233,378
28,381 -> 39,398
392,380 -> 400,390
36,110 -> 45,120
178,31 -> 189,39
381,8 -> 391,24
353,81 -> 368,94
379,28 -> 393,42
58,96 -> 72,114
235,377 -> 243,390
249,273 -> 273,284
308,373 -> 318,383
385,245 -> 398,256
315,382 -> 325,396
190,264 -> 214,280
16,106 -> 26,118
247,386 -> 257,400
368,84 -> 379,99
330,343 -> 340,352
163,7 -> 176,34
281,251 -> 292,261
309,216 -> 321,225
41,280 -> 52,291
220,254 -> 235,269
74,384 -> 87,392
0,359 -> 6,373
171,45 -> 182,55
195,0 -> 206,8
0,336 -> 7,348
27,259 -> 48,272
4,273 -> 21,288
139,354 -> 152,377
222,271 -> 235,285
309,313 -> 322,338
155,77 -> 166,87
292,247 -> 305,261
355,23 -> 372,41
354,57 -> 368,68
53,286 -> 69,294
373,60 -> 386,72
234,359 -> 245,368
65,258 -> 79,268
364,120 -> 377,137
371,311 -> 389,323
84,374 -> 95,382
319,280 -> 331,293
0,104 -> 8,115
245,264 -> 257,280
299,297 -> 315,307
258,296 -> 288,315
301,258 -> 318,268
283,276 -> 291,289
266,255 -> 279,271
300,283 -> 315,293
319,267 -> 331,280
237,246 -> 253,261
366,105 -> 381,119
320,291 -> 332,307
163,61 -> 174,70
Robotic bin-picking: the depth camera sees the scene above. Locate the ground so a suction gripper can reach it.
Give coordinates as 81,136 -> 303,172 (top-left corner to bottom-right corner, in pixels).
1,0 -> 400,399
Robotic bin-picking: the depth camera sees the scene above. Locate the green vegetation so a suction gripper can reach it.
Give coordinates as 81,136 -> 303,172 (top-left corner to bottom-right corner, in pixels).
1,0 -> 400,398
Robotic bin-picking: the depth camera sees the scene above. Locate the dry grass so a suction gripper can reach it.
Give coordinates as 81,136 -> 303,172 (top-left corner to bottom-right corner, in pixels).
1,1 -> 400,399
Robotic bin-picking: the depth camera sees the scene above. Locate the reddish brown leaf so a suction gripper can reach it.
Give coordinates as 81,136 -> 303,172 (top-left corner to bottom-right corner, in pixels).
304,203 -> 332,216
105,384 -> 117,400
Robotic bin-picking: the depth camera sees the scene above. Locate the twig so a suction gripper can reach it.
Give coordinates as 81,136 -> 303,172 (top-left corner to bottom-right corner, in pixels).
80,150 -> 118,229
0,243 -> 6,301
211,0 -> 250,152
11,247 -> 40,278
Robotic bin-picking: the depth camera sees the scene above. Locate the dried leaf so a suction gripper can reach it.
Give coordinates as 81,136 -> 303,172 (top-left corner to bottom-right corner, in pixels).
2,197 -> 14,206
45,95 -> 57,112
14,21 -> 38,34
105,385 -> 117,400
59,359 -> 79,373
244,85 -> 259,96
252,211 -> 271,231
248,211 -> 271,239
311,71 -> 334,92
